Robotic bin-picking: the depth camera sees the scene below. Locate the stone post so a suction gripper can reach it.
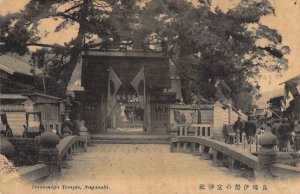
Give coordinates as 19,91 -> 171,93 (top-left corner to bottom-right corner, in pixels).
258,129 -> 277,178
236,129 -> 240,145
184,142 -> 192,153
212,149 -> 224,167
200,146 -> 210,160
227,157 -> 235,171
39,132 -> 61,176
192,143 -> 200,155
170,123 -> 178,153
211,149 -> 218,166
183,142 -> 187,152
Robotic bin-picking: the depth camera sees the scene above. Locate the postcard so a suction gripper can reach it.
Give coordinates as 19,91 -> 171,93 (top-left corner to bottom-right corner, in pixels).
0,0 -> 300,193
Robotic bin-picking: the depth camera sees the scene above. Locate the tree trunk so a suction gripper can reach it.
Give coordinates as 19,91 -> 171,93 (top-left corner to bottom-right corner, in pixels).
56,47 -> 81,97
56,0 -> 89,97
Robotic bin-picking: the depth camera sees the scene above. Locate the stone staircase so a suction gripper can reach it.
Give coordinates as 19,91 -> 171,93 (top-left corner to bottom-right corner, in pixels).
91,134 -> 170,144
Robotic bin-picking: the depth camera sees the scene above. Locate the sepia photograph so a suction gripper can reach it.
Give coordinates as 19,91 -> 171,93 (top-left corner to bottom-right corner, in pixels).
0,0 -> 300,193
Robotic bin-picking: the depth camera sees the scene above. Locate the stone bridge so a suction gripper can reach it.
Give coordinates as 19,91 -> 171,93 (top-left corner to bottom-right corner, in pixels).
9,125 -> 300,194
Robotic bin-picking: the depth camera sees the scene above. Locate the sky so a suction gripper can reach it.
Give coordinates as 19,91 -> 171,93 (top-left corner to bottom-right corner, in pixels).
0,0 -> 299,94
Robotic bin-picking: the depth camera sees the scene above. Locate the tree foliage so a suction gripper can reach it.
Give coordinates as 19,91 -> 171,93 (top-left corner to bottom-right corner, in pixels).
137,0 -> 290,109
0,0 -> 290,110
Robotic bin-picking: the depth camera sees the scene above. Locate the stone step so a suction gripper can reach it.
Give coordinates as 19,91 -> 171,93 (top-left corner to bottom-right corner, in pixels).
91,134 -> 170,144
92,140 -> 170,144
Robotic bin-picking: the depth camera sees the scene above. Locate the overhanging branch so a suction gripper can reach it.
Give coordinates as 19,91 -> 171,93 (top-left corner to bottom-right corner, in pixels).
26,43 -> 71,50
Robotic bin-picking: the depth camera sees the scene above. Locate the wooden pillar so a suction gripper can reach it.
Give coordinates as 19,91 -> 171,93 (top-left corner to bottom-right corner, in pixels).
96,91 -> 106,134
144,89 -> 151,133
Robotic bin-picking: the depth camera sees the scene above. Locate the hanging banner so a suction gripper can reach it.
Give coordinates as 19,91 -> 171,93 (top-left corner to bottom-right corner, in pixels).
131,67 -> 145,108
107,67 -> 122,117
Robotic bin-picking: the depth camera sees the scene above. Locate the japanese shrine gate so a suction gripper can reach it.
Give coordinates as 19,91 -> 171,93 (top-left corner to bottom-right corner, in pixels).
74,50 -> 176,134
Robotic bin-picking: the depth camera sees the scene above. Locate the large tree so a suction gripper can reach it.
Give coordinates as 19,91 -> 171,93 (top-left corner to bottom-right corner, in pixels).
0,0 -> 139,96
136,0 -> 290,110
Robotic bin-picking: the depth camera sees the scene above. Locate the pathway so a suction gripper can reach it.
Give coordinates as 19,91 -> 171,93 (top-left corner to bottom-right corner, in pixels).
32,144 -> 294,194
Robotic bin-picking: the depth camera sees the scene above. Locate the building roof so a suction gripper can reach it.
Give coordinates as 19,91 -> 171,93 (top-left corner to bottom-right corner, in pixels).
279,74 -> 300,85
254,88 -> 284,108
23,92 -> 62,100
82,50 -> 171,90
82,50 -> 167,59
0,55 -> 34,76
0,94 -> 28,100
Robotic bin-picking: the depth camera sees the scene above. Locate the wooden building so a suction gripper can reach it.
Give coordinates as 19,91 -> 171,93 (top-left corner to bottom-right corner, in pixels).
74,50 -> 176,134
0,93 -> 66,136
73,50 -> 249,136
0,55 -> 66,136
0,54 -> 37,93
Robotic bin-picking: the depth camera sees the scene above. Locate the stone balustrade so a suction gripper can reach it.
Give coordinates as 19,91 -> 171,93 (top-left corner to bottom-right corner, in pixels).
18,135 -> 87,182
172,124 -> 212,137
170,123 -> 300,179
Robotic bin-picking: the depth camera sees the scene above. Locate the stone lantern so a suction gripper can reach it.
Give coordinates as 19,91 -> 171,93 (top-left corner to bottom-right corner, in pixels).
258,128 -> 277,177
79,120 -> 91,146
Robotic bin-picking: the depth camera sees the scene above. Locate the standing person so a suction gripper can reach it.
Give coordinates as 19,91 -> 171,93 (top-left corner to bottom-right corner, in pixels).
71,120 -> 80,136
233,117 -> 244,142
293,120 -> 300,152
61,118 -> 73,132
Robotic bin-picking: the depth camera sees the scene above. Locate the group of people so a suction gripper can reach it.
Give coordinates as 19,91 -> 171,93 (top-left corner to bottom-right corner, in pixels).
270,118 -> 299,152
223,116 -> 300,152
223,117 -> 257,144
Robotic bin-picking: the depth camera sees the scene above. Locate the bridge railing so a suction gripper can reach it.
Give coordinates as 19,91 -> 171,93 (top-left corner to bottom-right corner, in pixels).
170,126 -> 300,179
17,135 -> 87,182
175,124 -> 213,137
